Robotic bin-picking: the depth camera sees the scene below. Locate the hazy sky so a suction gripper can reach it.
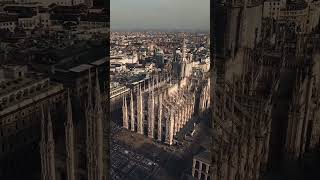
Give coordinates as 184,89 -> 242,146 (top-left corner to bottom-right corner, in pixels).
111,0 -> 210,31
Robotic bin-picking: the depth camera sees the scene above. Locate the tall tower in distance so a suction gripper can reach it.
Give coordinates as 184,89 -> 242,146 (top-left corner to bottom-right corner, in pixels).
182,38 -> 187,62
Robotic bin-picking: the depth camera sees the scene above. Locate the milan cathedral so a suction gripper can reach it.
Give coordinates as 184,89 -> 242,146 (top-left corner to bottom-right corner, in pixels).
38,69 -> 106,180
122,75 -> 208,145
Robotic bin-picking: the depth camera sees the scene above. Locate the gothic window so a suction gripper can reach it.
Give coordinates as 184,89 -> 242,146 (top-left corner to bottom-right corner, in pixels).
200,173 -> 206,180
202,163 -> 207,172
30,87 -> 34,94
23,89 -> 28,97
36,85 -> 41,91
17,91 -> 22,100
9,95 -> 14,103
195,160 -> 200,169
194,170 -> 199,178
60,171 -> 66,180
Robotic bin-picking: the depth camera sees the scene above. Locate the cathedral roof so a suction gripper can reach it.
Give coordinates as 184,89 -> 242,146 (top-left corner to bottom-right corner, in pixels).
194,150 -> 211,164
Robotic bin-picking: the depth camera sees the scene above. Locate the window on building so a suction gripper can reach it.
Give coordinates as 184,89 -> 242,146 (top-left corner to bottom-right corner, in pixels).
200,173 -> 206,180
202,163 -> 207,172
60,171 -> 66,180
195,160 -> 200,169
194,170 -> 199,178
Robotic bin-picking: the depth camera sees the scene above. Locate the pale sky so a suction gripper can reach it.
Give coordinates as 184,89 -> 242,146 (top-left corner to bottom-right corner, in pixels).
110,0 -> 210,31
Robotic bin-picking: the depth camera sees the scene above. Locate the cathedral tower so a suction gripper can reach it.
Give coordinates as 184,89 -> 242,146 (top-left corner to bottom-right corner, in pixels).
40,105 -> 56,180
65,91 -> 75,180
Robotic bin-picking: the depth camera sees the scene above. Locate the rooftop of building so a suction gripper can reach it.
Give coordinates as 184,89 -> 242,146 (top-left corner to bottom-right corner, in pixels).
0,13 -> 17,22
264,0 -> 281,2
0,66 -> 63,115
286,0 -> 308,10
49,4 -> 87,14
54,42 -> 107,70
68,64 -> 92,73
80,12 -> 108,22
0,65 -> 43,96
194,150 -> 211,164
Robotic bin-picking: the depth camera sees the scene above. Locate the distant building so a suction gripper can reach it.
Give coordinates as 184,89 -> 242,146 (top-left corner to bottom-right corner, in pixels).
263,0 -> 285,19
110,54 -> 138,64
279,0 -> 310,33
79,12 -> 108,29
0,65 -> 65,178
18,14 -> 39,29
0,14 -> 17,32
2,5 -> 51,30
155,48 -> 164,66
263,0 -> 320,33
110,63 -> 126,73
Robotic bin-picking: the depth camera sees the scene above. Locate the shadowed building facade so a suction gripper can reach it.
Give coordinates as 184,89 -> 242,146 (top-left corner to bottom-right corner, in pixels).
0,61 -> 109,180
211,0 -> 320,179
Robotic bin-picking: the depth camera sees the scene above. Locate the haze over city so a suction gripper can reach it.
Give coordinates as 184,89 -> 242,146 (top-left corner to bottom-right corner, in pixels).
110,0 -> 210,31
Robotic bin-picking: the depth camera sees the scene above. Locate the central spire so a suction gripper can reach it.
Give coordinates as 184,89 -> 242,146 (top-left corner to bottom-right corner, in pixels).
182,37 -> 187,62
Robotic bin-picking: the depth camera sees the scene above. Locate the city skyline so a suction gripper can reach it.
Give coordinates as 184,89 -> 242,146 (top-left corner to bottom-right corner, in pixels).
110,0 -> 210,31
